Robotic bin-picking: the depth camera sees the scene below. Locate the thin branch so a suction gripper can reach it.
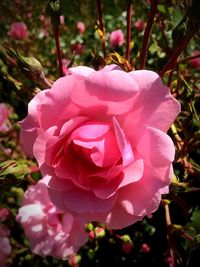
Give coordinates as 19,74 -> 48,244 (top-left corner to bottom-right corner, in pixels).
140,0 -> 159,69
96,0 -> 106,59
159,33 -> 193,77
126,0 -> 132,63
54,27 -> 64,77
164,204 -> 175,267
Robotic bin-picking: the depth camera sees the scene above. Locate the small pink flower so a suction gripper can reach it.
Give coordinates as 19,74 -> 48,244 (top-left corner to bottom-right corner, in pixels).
77,21 -> 85,34
71,42 -> 85,55
0,103 -> 11,132
60,15 -> 65,25
16,180 -> 87,258
189,51 -> 200,68
40,15 -> 45,22
20,65 -> 180,230
88,230 -> 95,239
0,208 -> 9,222
27,12 -> 32,19
8,22 -> 28,39
164,256 -> 174,267
69,254 -> 80,267
110,30 -> 124,49
0,237 -> 11,267
0,226 -> 11,267
134,19 -> 145,32
141,243 -> 150,253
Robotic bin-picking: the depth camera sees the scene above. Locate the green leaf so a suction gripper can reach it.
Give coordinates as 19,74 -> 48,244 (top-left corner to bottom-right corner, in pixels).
0,160 -> 31,180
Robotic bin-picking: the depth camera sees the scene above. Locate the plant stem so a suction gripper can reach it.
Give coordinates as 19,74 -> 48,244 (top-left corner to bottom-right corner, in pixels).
126,0 -> 132,63
96,0 -> 106,59
159,33 -> 193,77
164,204 -> 175,267
54,27 -> 64,77
178,52 -> 200,64
140,0 -> 159,69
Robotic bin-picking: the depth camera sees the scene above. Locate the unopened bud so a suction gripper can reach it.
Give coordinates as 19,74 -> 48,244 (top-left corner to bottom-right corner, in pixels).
46,0 -> 62,30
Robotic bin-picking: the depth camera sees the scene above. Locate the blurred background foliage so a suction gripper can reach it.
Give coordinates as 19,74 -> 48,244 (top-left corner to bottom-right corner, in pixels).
0,0 -> 200,266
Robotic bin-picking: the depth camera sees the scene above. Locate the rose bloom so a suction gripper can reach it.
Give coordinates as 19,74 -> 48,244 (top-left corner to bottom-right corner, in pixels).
0,207 -> 9,221
20,64 -> 180,229
110,30 -> 124,49
8,22 -> 28,39
0,103 -> 11,132
134,19 -> 145,32
60,15 -> 65,25
189,51 -> 200,68
77,21 -> 85,34
0,226 -> 11,267
16,180 -> 87,258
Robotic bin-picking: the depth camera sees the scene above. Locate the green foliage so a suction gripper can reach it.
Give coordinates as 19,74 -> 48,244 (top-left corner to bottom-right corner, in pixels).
0,0 -> 200,266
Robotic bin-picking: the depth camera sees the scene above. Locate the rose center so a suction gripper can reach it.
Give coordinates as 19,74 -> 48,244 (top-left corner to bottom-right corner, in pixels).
70,121 -> 121,168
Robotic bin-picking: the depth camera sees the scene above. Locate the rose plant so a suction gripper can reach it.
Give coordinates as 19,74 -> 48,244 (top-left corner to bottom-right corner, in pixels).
16,180 -> 87,258
20,64 -> 180,229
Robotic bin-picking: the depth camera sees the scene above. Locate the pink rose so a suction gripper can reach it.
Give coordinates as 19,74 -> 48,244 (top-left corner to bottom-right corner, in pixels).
110,30 -> 124,49
77,21 -> 85,34
0,226 -> 11,267
134,19 -> 145,32
0,208 -> 9,221
0,103 -> 11,132
141,243 -> 151,253
20,64 -> 180,229
8,22 -> 28,39
189,51 -> 200,68
60,15 -> 65,25
16,180 -> 87,258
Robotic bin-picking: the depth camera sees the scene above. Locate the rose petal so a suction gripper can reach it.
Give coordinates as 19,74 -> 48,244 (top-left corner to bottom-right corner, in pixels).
119,159 -> 144,188
118,164 -> 172,216
124,70 -> 181,133
70,121 -> 111,140
20,89 -> 48,156
113,117 -> 134,166
137,127 -> 175,168
105,202 -> 143,229
63,188 -> 117,213
71,69 -> 139,116
40,76 -> 81,131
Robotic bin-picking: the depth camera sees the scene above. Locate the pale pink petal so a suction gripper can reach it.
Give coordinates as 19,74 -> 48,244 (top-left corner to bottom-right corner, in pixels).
125,70 -> 181,133
71,69 -> 139,116
62,188 -> 117,213
136,127 -> 175,168
93,159 -> 144,199
39,76 -> 81,131
93,175 -> 123,199
70,121 -> 111,140
119,159 -> 144,188
118,164 -> 172,216
59,116 -> 89,136
113,117 -> 134,166
105,202 -> 143,229
68,66 -> 95,77
20,89 -> 48,156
